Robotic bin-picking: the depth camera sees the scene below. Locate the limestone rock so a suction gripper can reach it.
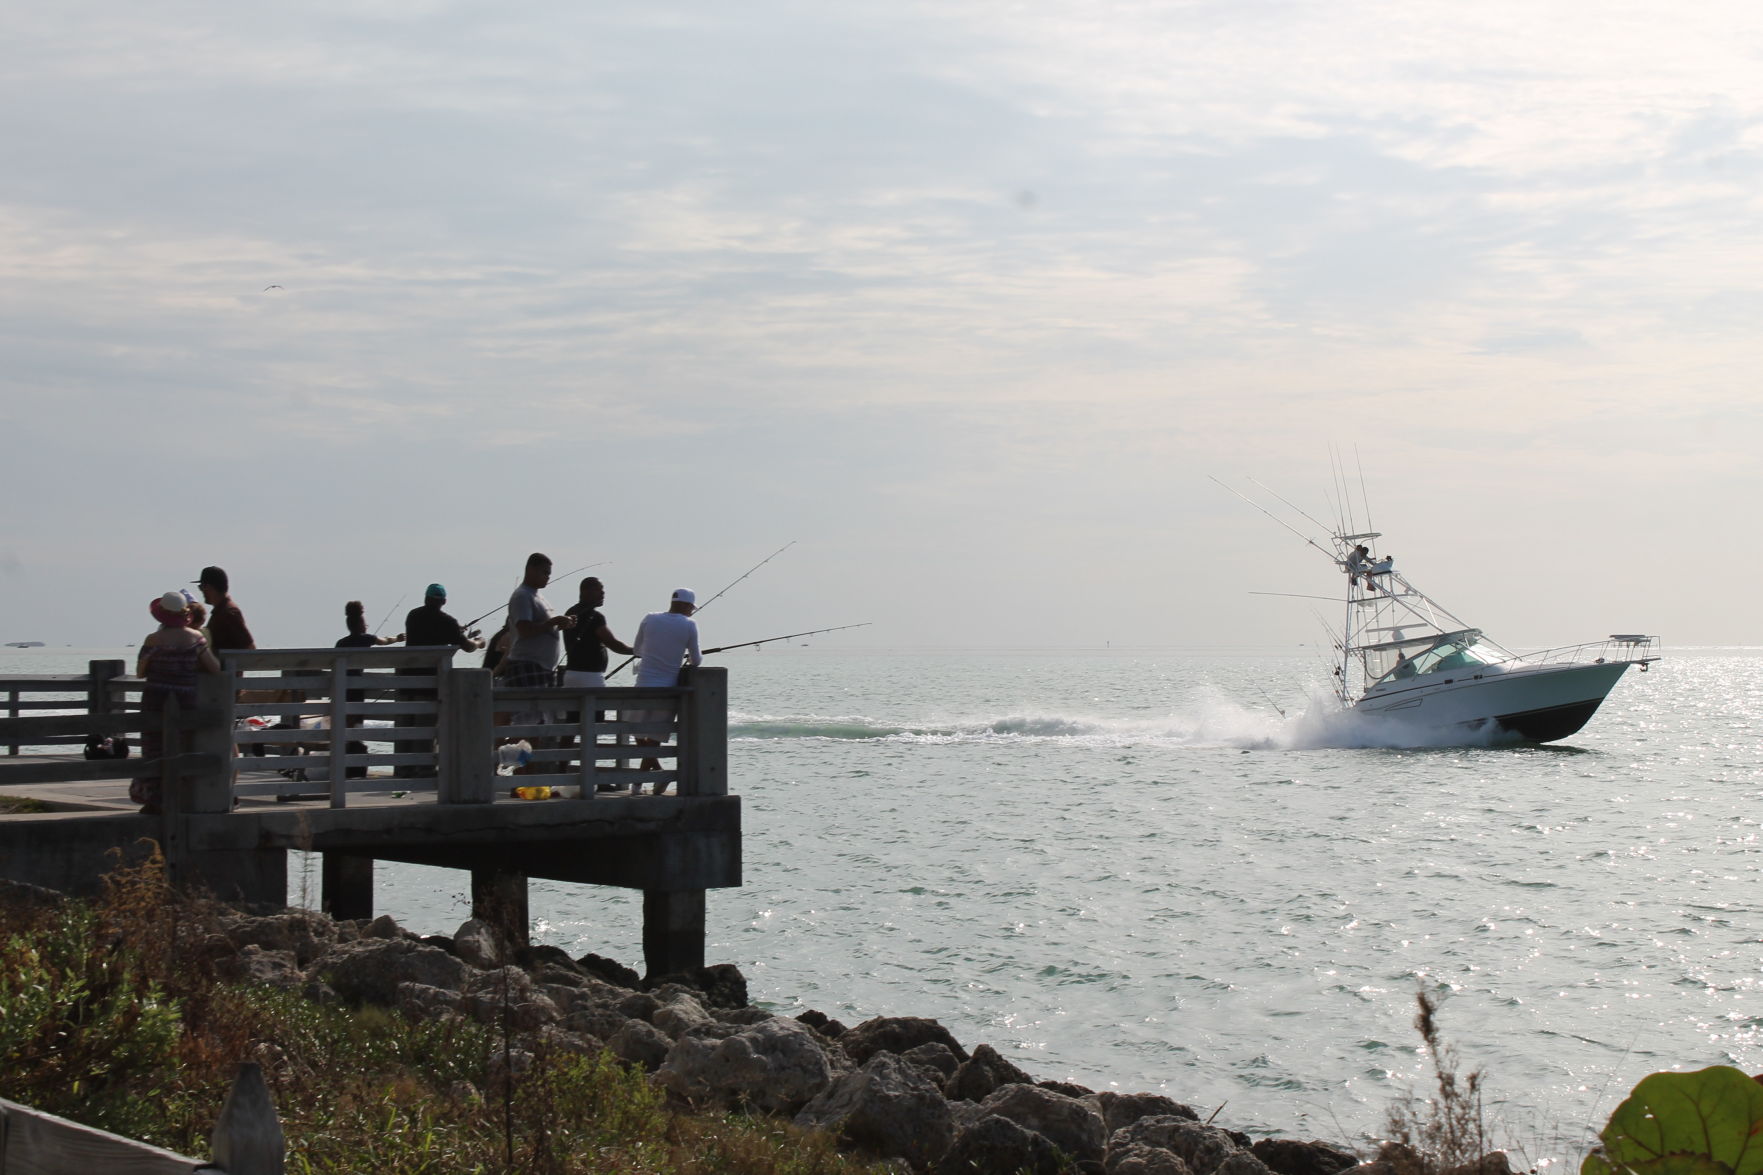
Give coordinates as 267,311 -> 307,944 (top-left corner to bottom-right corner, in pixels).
840,1015 -> 969,1066
1041,1079 -> 1096,1099
321,938 -> 468,1006
367,913 -> 406,939
452,918 -> 504,969
222,912 -> 337,965
903,1041 -> 963,1082
395,981 -> 463,1020
608,1018 -> 672,1072
231,945 -> 303,989
1109,1143 -> 1193,1175
947,1042 -> 1037,1102
1111,1118 -> 1243,1175
618,992 -> 661,1022
978,1083 -> 1107,1165
937,1113 -> 1067,1175
1251,1139 -> 1360,1175
646,962 -> 749,1008
578,951 -> 641,989
653,993 -> 716,1039
1098,1093 -> 1200,1136
795,1051 -> 955,1170
567,1004 -> 638,1042
658,1015 -> 835,1114
1215,1152 -> 1275,1175
798,1008 -> 849,1037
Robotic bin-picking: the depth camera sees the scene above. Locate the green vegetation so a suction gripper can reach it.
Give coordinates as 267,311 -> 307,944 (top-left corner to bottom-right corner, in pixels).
1584,1066 -> 1763,1175
0,794 -> 48,813
0,853 -> 889,1174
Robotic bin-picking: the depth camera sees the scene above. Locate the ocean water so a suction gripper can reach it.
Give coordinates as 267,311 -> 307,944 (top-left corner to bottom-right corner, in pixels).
8,646 -> 1760,1155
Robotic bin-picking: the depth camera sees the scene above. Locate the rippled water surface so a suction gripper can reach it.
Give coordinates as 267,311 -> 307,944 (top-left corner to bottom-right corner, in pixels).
14,646 -> 1763,1150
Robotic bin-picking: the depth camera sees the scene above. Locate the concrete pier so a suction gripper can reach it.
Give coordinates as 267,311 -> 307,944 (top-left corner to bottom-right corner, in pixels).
0,653 -> 739,977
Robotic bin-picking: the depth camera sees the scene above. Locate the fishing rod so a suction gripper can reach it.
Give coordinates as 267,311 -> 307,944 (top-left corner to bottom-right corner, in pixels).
372,593 -> 407,637
701,622 -> 871,656
606,540 -> 797,680
1208,476 -> 1337,562
462,560 -> 613,630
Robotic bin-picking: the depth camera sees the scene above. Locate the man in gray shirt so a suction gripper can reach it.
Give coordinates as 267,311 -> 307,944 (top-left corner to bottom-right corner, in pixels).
500,552 -> 576,687
498,553 -> 577,773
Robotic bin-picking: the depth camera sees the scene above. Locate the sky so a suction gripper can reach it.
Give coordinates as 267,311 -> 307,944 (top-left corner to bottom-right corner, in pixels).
3,0 -> 1760,650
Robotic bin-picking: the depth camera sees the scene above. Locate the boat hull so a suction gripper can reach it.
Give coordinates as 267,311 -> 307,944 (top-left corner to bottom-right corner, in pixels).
1354,661 -> 1633,744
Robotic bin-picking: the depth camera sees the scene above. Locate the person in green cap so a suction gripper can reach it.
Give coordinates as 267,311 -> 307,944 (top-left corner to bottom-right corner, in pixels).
394,584 -> 484,777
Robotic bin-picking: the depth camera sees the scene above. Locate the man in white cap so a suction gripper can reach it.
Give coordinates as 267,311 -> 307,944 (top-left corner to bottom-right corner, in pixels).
627,589 -> 703,788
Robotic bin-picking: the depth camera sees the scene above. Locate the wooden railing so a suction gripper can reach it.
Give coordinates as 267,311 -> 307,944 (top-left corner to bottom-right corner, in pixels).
0,655 -> 728,808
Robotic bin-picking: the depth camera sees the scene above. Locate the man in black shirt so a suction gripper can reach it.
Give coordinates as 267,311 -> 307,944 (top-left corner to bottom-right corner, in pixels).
562,577 -> 633,688
405,584 -> 483,653
395,584 -> 483,777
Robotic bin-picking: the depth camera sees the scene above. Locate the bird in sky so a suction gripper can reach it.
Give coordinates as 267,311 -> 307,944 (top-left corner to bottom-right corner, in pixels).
263,284 -> 283,291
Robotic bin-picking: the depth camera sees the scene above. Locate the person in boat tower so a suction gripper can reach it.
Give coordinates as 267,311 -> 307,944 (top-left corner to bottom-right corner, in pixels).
629,588 -> 703,786
1345,545 -> 1371,590
562,577 -> 634,690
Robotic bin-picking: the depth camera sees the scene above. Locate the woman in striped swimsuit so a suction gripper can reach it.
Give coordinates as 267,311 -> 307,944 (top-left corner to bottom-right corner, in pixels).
131,591 -> 220,813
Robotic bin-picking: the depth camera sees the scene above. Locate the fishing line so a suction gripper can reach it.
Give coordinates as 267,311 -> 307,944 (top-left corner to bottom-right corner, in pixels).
700,622 -> 871,656
606,541 -> 798,680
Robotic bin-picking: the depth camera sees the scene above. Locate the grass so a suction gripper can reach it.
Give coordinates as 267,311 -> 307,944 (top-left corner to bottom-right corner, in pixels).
0,793 -> 48,813
0,851 -> 896,1174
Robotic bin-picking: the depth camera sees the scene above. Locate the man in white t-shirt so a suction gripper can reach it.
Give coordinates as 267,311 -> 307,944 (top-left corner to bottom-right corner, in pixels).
627,588 -> 703,789
499,552 -> 577,772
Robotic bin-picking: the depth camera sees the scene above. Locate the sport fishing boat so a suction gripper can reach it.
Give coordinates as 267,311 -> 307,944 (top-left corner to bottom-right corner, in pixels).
1327,530 -> 1656,742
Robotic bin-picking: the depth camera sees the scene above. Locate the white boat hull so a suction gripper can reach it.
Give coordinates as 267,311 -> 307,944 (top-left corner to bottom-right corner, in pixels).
1354,661 -> 1634,743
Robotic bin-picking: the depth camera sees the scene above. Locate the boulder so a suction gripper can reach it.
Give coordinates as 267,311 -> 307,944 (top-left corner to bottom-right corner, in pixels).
795,1051 -> 955,1170
1251,1140 -> 1360,1175
840,1015 -> 969,1066
645,962 -> 749,1008
797,1008 -> 848,1037
1215,1153 -> 1275,1175
231,945 -> 303,989
978,1083 -> 1107,1165
1098,1093 -> 1199,1136
717,1005 -> 777,1027
657,1015 -> 835,1114
608,1018 -> 672,1072
947,1042 -> 1037,1102
1111,1119 -> 1244,1175
452,918 -> 504,969
937,1113 -> 1068,1175
578,951 -> 641,989
1041,1079 -> 1096,1098
566,1004 -> 638,1042
653,993 -> 717,1039
618,992 -> 661,1022
514,943 -> 580,973
903,1041 -> 963,1082
366,913 -> 406,939
395,981 -> 463,1020
461,966 -> 561,1030
1109,1144 -> 1193,1175
321,938 -> 469,1006
222,912 -> 337,965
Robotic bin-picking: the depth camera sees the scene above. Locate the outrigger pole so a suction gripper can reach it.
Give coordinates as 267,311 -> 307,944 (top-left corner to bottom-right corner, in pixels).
1208,476 -> 1337,561
606,541 -> 798,680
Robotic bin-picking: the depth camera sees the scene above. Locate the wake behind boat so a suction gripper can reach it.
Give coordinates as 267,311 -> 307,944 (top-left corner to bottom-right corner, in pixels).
1329,530 -> 1656,742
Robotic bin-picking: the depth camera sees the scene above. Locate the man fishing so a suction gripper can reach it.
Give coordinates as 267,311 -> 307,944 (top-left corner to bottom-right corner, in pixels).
499,553 -> 576,774
628,588 -> 701,789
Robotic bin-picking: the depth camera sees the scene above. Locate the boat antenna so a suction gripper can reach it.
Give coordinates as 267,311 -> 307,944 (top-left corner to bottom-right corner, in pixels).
1355,445 -> 1374,535
605,540 -> 798,680
1209,477 -> 1334,560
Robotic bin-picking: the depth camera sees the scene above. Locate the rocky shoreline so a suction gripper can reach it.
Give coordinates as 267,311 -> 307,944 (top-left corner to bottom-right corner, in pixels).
50,884 -> 1502,1175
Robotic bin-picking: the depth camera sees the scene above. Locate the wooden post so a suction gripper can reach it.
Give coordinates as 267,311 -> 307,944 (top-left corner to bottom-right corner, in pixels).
471,868 -> 529,948
87,659 -> 125,718
329,655 -> 348,809
440,668 -> 494,804
321,854 -> 373,921
211,1060 -> 285,1174
189,671 -> 236,814
6,687 -> 17,754
576,690 -> 599,794
678,667 -> 728,797
642,889 -> 706,979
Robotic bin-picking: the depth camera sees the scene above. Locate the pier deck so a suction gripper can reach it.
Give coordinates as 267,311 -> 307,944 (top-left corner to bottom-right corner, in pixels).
0,652 -> 739,976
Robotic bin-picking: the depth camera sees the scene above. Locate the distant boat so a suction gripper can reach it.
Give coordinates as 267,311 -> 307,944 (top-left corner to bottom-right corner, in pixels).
4,641 -> 44,648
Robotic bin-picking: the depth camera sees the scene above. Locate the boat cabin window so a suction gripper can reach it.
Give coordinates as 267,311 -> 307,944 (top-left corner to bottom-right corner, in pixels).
1370,635 -> 1497,684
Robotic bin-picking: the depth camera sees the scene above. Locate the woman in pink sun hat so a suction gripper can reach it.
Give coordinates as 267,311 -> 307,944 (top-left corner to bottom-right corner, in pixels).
131,591 -> 221,814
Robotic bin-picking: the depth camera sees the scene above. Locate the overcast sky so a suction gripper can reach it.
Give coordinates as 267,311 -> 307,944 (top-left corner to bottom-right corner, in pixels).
3,1 -> 1758,650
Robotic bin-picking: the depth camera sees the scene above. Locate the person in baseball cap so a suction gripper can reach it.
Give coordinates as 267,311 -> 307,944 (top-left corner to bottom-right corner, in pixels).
193,565 -> 255,650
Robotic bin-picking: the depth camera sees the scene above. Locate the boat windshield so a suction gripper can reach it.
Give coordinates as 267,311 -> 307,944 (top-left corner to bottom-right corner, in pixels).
1370,633 -> 1501,684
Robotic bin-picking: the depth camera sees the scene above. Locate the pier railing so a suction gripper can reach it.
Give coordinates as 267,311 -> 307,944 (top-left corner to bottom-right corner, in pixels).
0,653 -> 728,808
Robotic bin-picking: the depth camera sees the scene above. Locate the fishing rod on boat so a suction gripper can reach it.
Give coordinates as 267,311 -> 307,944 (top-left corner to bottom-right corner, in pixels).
461,561 -> 613,630
605,540 -> 798,680
1208,477 -> 1337,563
701,622 -> 871,656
